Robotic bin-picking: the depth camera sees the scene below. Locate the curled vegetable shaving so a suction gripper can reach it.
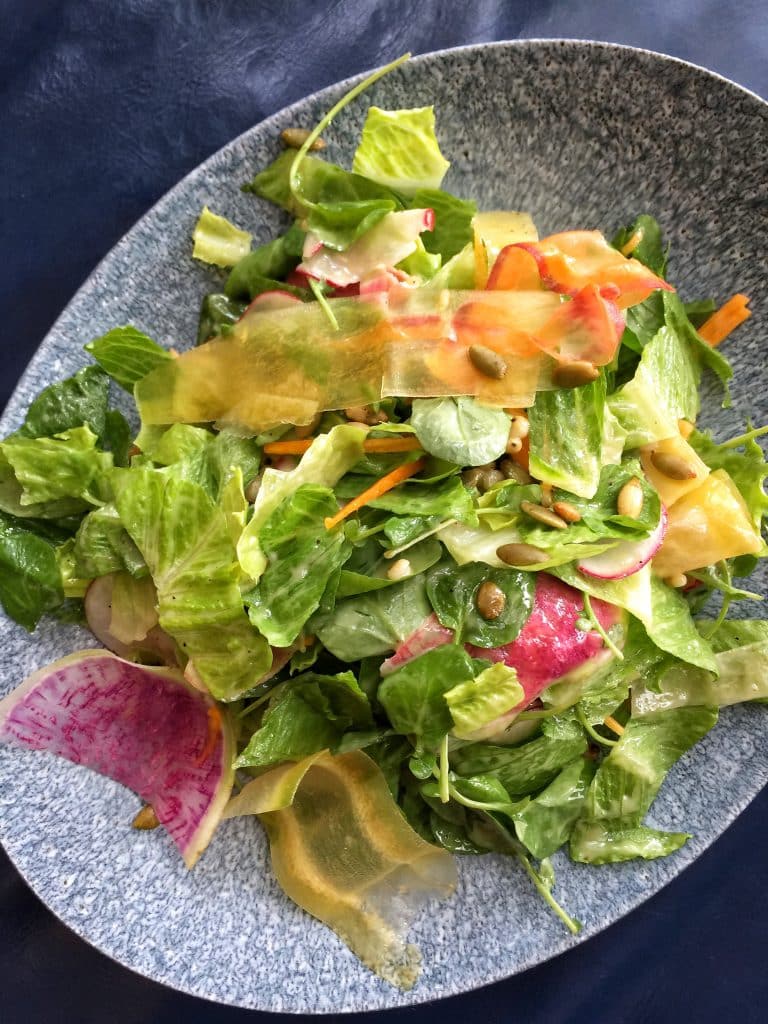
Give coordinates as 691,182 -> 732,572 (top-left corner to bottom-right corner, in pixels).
229,750 -> 457,989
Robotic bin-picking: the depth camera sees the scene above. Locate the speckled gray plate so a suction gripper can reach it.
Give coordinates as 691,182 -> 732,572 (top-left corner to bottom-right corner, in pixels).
0,40 -> 767,1014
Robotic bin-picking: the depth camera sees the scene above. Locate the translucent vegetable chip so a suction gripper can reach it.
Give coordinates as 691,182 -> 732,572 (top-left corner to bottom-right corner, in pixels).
252,750 -> 457,989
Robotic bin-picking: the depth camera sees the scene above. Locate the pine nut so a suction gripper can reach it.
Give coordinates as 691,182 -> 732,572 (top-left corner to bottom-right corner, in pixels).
386,558 -> 412,582
245,476 -> 262,503
281,127 -> 325,150
617,477 -> 644,518
521,500 -> 569,530
650,450 -> 697,480
552,500 -> 582,523
540,483 -> 553,508
506,436 -> 524,454
665,573 -> 688,589
507,415 -> 530,440
552,360 -> 599,388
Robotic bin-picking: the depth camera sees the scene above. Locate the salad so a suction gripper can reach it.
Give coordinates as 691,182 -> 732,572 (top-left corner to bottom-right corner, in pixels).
0,55 -> 766,990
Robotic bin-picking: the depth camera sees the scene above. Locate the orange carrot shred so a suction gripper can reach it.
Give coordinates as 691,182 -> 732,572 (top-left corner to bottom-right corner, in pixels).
698,293 -> 751,347
196,705 -> 222,767
603,715 -> 625,737
264,436 -> 423,456
324,458 -> 426,530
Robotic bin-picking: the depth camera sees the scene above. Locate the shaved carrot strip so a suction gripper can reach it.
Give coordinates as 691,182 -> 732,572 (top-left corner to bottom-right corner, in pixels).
603,715 -> 625,737
264,436 -> 422,456
698,293 -> 751,347
324,458 -> 426,529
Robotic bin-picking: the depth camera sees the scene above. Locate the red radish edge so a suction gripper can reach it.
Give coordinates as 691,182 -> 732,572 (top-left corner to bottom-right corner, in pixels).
578,505 -> 668,580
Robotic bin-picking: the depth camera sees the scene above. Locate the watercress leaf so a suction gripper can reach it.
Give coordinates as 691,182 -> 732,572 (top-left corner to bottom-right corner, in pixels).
244,485 -> 351,647
383,513 -> 444,549
430,815 -> 487,855
410,397 -> 511,467
197,293 -> 247,345
452,732 -> 588,796
85,326 -> 173,393
378,645 -> 476,749
411,188 -> 476,262
513,757 -> 596,860
426,560 -> 535,647
224,223 -> 306,299
570,820 -> 690,864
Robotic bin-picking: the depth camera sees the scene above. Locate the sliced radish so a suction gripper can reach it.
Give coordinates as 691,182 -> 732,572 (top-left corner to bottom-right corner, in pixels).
578,505 -> 668,580
241,290 -> 302,316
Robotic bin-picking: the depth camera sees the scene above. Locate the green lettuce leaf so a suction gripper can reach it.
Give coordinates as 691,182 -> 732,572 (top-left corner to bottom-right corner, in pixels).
445,662 -> 524,739
244,485 -> 351,647
352,106 -> 450,195
335,473 -> 475,523
528,375 -> 606,499
411,188 -> 476,262
425,242 -> 476,290
86,325 -> 173,392
611,214 -> 667,276
336,536 -> 442,599
192,206 -> 252,267
14,365 -> 110,440
690,429 -> 768,532
72,504 -> 146,578
0,511 -> 64,630
196,292 -> 248,344
224,223 -> 306,299
378,645 -> 476,750
237,424 -> 365,581
570,821 -> 690,864
452,732 -> 588,797
113,468 -> 270,700
236,671 -> 373,768
0,426 -> 111,508
426,560 -> 535,647
439,520 -> 613,571
513,757 -> 596,859
410,397 -> 510,467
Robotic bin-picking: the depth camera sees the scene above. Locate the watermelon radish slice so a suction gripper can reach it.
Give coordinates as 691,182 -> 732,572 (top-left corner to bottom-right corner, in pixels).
578,506 -> 667,580
0,650 -> 234,868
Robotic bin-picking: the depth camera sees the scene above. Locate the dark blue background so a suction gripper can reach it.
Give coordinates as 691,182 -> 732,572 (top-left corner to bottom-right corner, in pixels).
2,3 -> 767,1021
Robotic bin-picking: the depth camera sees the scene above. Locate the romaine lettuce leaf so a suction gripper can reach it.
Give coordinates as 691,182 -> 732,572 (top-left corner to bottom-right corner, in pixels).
352,106 -> 450,195
196,292 -> 248,344
237,424 -> 365,581
113,468 -> 271,700
452,732 -> 588,797
336,536 -> 442,599
425,243 -> 476,290
445,662 -> 524,740
439,520 -> 613,571
0,426 -> 112,508
335,473 -> 475,523
86,326 -> 173,393
244,485 -> 351,647
192,206 -> 252,267
0,510 -> 64,630
690,429 -> 768,532
528,375 -> 606,499
410,397 -> 510,467
513,757 -> 596,859
570,820 -> 690,864
73,503 -> 146,578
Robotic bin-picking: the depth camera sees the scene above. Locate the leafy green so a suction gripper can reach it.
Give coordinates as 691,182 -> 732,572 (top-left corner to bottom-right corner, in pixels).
690,429 -> 768,531
102,410 -> 132,468
570,821 -> 690,864
196,292 -> 248,344
244,485 -> 351,647
452,733 -> 588,797
352,106 -> 450,195
1,426 -> 111,508
528,376 -> 606,499
410,397 -> 510,467
224,223 -> 305,299
0,511 -> 64,629
336,473 -> 475,523
336,536 -> 442,599
313,574 -> 432,661
192,206 -> 252,267
412,188 -> 476,262
113,468 -> 271,700
426,560 -> 535,646
378,645 -> 476,750
86,326 -> 173,393
72,504 -> 146,578
513,757 -> 596,859
14,365 -> 110,440
237,424 -> 365,581
426,242 -> 476,289
236,671 -> 373,768
612,214 -> 667,276
445,663 -> 524,739
439,520 -> 613,572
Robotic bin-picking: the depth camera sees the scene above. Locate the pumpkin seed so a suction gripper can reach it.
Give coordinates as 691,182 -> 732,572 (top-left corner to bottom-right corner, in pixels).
462,467 -> 485,489
617,477 -> 644,518
468,344 -> 508,379
280,127 -> 325,150
552,360 -> 599,388
476,580 -> 507,620
132,804 -> 159,830
499,458 -> 532,483
479,468 -> 504,492
521,500 -> 568,530
244,475 -> 262,503
650,450 -> 697,480
497,542 -> 549,566
552,500 -> 582,523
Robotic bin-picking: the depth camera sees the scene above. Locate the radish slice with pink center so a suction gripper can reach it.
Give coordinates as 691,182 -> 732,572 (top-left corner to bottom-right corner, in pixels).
578,505 -> 668,580
0,650 -> 234,868
298,209 -> 434,287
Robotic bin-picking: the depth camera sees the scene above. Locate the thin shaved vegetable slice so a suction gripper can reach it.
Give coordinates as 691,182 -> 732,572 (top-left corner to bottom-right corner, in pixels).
258,750 -> 457,989
223,751 -> 328,817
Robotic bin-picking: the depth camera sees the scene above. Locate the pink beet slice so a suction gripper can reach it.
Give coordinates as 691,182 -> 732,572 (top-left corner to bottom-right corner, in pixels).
0,650 -> 234,867
383,574 -> 624,709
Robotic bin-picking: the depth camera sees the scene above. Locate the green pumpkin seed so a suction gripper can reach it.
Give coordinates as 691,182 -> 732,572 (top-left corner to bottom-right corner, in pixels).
496,542 -> 549,566
468,344 -> 508,379
521,500 -> 569,530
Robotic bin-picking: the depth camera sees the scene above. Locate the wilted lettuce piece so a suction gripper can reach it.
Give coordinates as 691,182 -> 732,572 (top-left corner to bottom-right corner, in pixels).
224,224 -> 305,299
445,663 -> 524,739
86,326 -> 173,393
583,706 -> 717,824
570,820 -> 690,864
236,671 -> 373,768
73,504 -> 146,578
397,237 -> 442,280
0,510 -> 64,630
192,206 -> 252,267
258,750 -> 457,989
410,397 -> 511,467
237,424 -> 365,582
513,757 -> 596,859
14,365 -> 110,440
1,426 -> 111,508
633,621 -> 768,715
425,243 -> 476,290
352,106 -> 450,195
113,468 -> 271,700
528,376 -> 606,499
244,485 -> 351,647
452,733 -> 588,796
379,645 -> 475,750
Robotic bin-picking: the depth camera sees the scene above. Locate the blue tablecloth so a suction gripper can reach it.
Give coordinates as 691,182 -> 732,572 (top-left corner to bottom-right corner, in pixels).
2,3 -> 767,1021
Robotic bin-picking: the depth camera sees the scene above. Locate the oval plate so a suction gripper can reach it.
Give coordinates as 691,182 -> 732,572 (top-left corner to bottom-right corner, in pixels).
0,41 -> 766,1014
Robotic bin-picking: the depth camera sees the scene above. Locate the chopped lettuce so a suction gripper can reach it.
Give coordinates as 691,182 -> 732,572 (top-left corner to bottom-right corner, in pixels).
86,326 -> 173,392
445,663 -> 524,740
570,821 -> 690,864
352,106 -> 450,195
224,223 -> 305,299
0,426 -> 111,509
412,187 -> 476,262
73,504 -> 146,578
192,206 -> 252,267
13,365 -> 110,440
452,733 -> 588,797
